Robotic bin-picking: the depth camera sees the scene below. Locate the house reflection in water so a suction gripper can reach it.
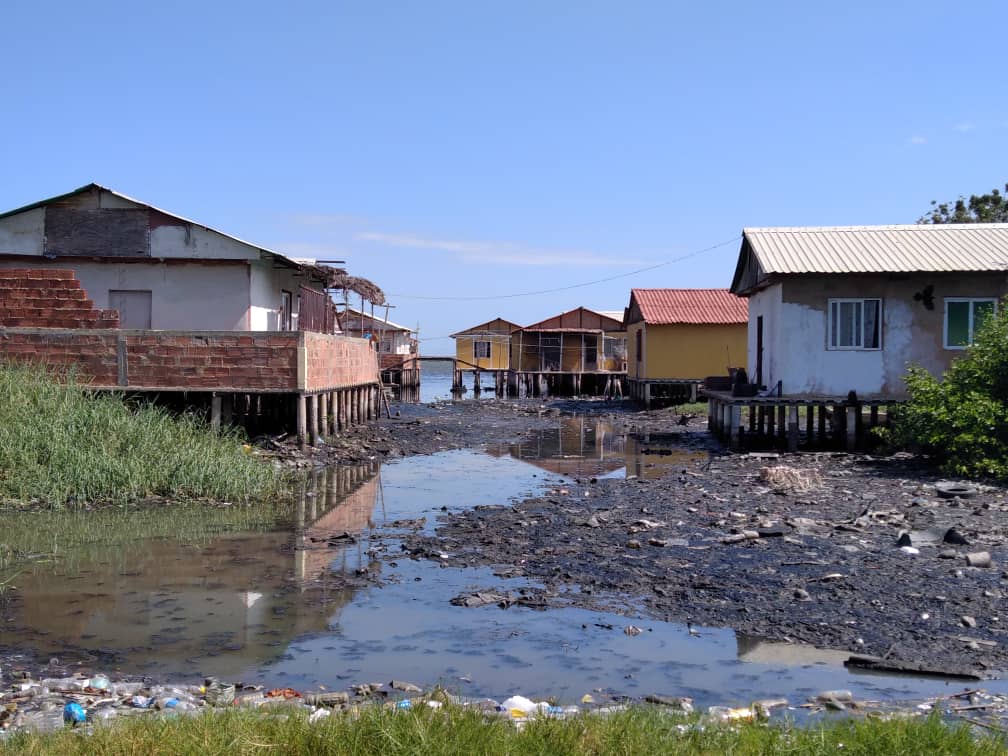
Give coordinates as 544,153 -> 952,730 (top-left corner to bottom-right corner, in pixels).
489,416 -> 708,480
0,463 -> 383,679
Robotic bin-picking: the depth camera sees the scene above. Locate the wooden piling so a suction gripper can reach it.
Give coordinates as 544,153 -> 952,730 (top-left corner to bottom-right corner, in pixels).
211,394 -> 222,430
296,393 -> 307,448
787,405 -> 799,452
308,394 -> 319,446
319,392 -> 328,439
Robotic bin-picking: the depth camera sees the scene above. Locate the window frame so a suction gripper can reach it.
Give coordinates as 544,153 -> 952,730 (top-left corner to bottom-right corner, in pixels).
827,298 -> 882,351
943,297 -> 997,350
473,340 -> 492,360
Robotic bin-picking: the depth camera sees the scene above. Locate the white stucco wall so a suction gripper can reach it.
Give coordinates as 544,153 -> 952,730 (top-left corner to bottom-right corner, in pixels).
748,273 -> 1008,398
248,262 -> 305,331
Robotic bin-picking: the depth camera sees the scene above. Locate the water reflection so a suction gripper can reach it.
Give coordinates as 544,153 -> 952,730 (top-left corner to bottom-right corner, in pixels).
487,417 -> 708,480
0,463 -> 383,679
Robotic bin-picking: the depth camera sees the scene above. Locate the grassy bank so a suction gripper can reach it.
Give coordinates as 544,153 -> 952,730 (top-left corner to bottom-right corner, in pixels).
0,363 -> 286,506
1,707 -> 1002,756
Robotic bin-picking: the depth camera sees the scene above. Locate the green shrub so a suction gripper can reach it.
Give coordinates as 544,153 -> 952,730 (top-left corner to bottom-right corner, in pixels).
893,299 -> 1008,478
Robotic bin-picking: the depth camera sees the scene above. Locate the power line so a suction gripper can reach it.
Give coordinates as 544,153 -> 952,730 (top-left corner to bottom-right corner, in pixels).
386,235 -> 741,302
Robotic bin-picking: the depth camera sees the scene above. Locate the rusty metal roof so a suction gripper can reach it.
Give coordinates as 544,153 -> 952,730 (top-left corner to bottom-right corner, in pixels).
629,288 -> 747,325
742,224 -> 1008,275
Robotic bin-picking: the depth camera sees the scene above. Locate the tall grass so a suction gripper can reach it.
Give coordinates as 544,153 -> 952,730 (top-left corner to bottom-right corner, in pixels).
0,363 -> 286,506
0,706 -> 1001,756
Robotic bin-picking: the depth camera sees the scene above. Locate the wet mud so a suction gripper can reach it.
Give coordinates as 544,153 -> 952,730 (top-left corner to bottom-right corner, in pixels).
397,400 -> 1008,679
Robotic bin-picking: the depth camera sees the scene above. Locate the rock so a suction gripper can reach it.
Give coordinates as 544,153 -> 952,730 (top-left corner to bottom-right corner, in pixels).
624,625 -> 643,636
939,549 -> 958,559
965,551 -> 993,568
895,532 -> 912,547
450,591 -> 510,608
585,515 -> 603,528
944,528 -> 969,546
742,530 -> 760,540
390,680 -> 422,693
627,539 -> 642,549
757,526 -> 786,538
794,588 -> 811,600
961,616 -> 977,629
648,538 -> 669,547
722,534 -> 746,544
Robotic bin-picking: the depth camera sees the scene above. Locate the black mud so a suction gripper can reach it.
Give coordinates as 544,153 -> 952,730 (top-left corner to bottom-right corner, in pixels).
393,399 -> 1008,679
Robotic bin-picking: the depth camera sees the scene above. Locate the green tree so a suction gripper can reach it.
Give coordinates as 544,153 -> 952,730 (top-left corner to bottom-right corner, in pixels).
918,183 -> 1008,224
892,298 -> 1008,478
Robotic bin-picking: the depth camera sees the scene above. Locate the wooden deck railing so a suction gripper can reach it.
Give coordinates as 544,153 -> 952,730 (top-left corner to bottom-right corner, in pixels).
298,285 -> 338,334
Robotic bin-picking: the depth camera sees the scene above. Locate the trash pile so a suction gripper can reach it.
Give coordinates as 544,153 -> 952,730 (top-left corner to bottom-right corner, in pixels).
2,667 -> 1008,736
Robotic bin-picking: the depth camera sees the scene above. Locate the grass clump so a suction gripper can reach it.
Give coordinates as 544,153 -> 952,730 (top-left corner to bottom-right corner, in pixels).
0,362 -> 286,506
0,706 -> 1002,756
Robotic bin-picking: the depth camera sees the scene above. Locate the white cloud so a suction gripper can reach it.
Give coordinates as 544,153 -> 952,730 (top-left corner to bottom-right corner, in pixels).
909,135 -> 927,145
354,231 -> 641,266
954,121 -> 975,132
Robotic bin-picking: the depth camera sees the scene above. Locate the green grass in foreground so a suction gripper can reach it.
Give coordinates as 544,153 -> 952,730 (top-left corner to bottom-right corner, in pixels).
1,707 -> 1003,756
0,363 -> 286,506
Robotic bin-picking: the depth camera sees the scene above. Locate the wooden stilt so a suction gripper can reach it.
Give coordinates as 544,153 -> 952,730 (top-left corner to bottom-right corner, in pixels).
211,394 -> 222,430
319,392 -> 328,438
297,393 -> 307,448
308,394 -> 319,446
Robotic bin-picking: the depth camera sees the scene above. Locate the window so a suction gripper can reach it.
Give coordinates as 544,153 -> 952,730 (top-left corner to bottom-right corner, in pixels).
474,340 -> 491,360
828,298 -> 881,350
944,298 -> 996,349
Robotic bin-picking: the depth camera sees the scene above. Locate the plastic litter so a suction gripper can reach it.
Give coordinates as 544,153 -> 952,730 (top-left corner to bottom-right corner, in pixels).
62,702 -> 86,725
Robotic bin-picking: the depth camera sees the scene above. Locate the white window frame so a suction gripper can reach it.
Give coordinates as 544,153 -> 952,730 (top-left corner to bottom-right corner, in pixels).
474,340 -> 491,360
827,298 -> 882,351
943,297 -> 997,350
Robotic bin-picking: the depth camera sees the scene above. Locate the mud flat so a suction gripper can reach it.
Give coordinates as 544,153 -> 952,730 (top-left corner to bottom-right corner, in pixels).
395,399 -> 1008,679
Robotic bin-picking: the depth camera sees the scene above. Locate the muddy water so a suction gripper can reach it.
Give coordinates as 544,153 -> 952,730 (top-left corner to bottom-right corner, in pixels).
4,421 -> 1007,706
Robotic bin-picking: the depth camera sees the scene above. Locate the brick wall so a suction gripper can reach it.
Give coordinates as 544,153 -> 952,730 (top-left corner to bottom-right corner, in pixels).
303,332 -> 379,391
124,333 -> 301,390
0,269 -> 119,328
1,328 -> 379,393
0,331 -> 120,384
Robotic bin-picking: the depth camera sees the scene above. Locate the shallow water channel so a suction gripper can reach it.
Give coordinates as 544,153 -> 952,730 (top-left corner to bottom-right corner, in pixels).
5,418 -> 1008,707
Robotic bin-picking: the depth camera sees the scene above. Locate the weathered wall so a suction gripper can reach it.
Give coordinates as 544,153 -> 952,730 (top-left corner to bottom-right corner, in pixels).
630,322 -> 747,380
748,273 -> 1008,397
248,261 -> 304,331
302,331 -> 379,392
0,260 -> 250,331
455,334 -> 511,369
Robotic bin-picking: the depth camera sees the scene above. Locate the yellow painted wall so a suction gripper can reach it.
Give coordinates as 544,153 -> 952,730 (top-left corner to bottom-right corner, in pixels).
454,334 -> 511,369
629,323 -> 747,379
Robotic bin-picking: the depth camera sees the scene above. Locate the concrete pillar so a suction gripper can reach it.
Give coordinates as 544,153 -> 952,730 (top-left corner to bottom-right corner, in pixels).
846,405 -> 858,451
296,393 -> 307,448
211,395 -> 222,431
787,405 -> 799,452
307,394 -> 319,446
318,392 -> 328,438
728,404 -> 741,449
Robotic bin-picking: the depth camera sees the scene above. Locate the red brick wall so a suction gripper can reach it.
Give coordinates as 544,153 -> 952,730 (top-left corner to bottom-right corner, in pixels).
124,333 -> 300,390
0,269 -> 119,328
0,331 -> 120,384
303,332 -> 379,391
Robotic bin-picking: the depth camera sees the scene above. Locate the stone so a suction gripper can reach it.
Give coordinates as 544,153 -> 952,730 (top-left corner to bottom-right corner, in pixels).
965,551 -> 992,568
943,528 -> 969,546
757,526 -> 786,538
627,539 -> 642,549
895,532 -> 912,547
938,549 -> 958,559
722,534 -> 746,545
794,588 -> 810,600
742,530 -> 760,540
961,616 -> 977,629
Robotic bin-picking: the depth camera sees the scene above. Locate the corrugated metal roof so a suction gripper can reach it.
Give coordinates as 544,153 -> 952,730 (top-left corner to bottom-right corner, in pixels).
743,224 -> 1008,274
630,289 -> 747,325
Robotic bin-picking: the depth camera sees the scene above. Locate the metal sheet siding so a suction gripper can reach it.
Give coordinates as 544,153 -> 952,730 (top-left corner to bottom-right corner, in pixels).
630,288 -> 748,325
744,225 -> 1008,274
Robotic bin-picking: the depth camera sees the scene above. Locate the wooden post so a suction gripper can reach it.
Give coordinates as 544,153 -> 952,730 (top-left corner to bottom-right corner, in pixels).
643,383 -> 651,409
787,404 -> 799,452
817,403 -> 827,445
319,392 -> 328,438
767,404 -> 775,438
748,403 -> 757,432
805,403 -> 813,446
308,394 -> 319,446
211,394 -> 222,431
297,393 -> 307,448
777,405 -> 786,441
870,404 -> 879,429
328,391 -> 337,434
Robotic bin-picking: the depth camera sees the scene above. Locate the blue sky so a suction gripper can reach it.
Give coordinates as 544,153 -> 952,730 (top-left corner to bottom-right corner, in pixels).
2,1 -> 1005,351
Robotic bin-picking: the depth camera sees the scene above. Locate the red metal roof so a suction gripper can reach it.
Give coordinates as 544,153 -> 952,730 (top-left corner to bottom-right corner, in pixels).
630,288 -> 748,325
